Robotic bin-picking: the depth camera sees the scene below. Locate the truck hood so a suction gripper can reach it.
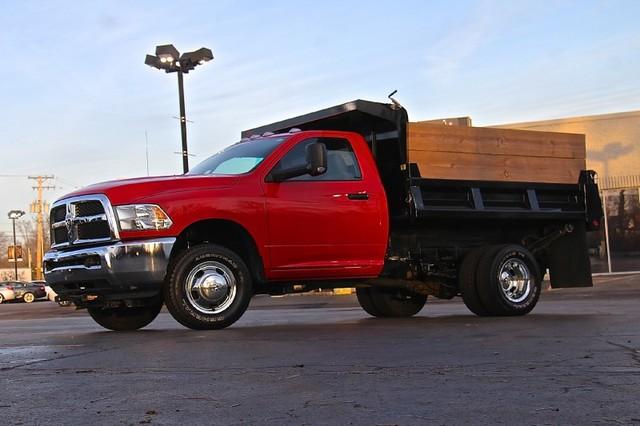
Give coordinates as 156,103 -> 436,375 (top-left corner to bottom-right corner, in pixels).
61,175 -> 239,205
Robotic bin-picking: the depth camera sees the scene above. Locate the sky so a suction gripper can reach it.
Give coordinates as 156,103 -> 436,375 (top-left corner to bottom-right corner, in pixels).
1,0 -> 639,235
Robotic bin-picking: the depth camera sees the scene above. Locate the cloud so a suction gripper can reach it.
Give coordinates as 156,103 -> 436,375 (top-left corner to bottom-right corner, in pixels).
422,2 -> 522,83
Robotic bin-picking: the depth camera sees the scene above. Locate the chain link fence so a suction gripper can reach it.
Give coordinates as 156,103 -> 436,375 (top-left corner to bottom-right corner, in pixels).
591,174 -> 640,274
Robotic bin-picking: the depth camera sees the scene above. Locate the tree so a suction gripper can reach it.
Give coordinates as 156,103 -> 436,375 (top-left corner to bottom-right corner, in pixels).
0,230 -> 10,259
16,215 -> 50,275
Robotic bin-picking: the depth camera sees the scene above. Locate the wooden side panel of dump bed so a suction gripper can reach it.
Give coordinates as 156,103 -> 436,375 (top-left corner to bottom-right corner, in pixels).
406,122 -> 586,184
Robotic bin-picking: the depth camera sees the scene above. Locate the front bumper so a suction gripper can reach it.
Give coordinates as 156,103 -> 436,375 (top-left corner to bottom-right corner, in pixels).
43,238 -> 175,299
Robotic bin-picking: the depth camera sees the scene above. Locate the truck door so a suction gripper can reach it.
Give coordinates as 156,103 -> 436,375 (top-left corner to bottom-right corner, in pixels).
263,135 -> 387,280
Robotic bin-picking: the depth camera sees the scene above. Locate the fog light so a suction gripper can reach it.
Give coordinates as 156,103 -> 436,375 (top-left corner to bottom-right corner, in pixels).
84,255 -> 101,268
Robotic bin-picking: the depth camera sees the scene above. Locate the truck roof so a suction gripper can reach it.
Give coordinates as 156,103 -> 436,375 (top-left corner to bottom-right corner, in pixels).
241,99 -> 408,139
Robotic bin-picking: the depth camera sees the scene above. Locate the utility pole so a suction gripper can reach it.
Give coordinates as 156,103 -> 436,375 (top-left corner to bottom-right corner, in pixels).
12,215 -> 18,279
176,69 -> 189,173
28,175 -> 55,280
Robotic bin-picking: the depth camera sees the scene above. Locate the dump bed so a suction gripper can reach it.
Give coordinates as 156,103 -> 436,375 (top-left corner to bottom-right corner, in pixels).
405,122 -> 593,222
406,122 -> 586,184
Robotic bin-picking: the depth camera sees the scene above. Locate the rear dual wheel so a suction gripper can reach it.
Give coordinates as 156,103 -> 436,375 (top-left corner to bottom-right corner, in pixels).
356,287 -> 427,318
460,244 -> 541,316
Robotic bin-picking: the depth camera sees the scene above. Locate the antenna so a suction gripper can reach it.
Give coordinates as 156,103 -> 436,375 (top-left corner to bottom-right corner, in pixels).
388,90 -> 402,110
145,130 -> 150,176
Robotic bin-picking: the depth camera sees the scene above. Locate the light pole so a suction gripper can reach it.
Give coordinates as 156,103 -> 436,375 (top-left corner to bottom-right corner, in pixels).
7,210 -> 25,280
145,44 -> 214,174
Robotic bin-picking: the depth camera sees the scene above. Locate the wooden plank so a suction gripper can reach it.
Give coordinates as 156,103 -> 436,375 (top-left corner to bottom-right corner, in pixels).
409,151 -> 586,184
407,122 -> 585,159
406,122 -> 587,184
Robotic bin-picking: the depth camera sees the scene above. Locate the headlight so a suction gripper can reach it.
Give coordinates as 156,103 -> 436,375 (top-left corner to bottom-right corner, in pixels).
115,204 -> 173,231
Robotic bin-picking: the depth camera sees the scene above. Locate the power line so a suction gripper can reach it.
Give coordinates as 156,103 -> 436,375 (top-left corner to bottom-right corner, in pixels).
54,176 -> 81,189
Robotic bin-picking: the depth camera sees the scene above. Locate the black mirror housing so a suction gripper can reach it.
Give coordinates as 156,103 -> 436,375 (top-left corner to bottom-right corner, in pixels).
269,142 -> 328,182
306,142 -> 327,176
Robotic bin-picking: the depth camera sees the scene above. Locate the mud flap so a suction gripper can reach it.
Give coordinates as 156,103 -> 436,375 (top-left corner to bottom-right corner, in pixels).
547,222 -> 593,288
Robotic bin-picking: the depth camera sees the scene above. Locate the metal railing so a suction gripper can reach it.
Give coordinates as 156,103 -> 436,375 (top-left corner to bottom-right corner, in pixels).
595,174 -> 640,275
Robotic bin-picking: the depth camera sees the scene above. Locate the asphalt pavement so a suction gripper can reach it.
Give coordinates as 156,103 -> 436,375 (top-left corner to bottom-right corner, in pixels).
1,275 -> 640,425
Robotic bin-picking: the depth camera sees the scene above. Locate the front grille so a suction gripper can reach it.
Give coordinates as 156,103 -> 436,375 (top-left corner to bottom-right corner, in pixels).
75,201 -> 104,217
53,227 -> 69,244
78,221 -> 111,240
50,195 -> 117,248
51,206 -> 66,222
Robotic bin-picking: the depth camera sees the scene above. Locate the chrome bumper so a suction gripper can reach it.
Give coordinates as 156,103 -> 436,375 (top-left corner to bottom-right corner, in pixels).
43,238 -> 175,291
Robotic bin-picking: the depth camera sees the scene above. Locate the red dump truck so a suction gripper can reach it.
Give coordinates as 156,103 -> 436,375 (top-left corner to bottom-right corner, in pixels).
44,99 -> 603,331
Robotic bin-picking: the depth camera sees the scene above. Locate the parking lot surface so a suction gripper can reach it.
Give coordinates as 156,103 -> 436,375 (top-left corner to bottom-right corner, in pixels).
1,275 -> 640,425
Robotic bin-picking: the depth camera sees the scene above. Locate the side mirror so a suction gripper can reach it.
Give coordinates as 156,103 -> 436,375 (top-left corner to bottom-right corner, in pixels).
269,142 -> 328,182
306,142 -> 327,176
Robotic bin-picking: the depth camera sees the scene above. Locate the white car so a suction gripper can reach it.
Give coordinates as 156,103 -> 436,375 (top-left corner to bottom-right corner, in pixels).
0,282 -> 19,304
45,285 -> 71,306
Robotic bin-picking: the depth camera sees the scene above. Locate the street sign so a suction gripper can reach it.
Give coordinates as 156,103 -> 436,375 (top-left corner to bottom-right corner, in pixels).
8,245 -> 23,262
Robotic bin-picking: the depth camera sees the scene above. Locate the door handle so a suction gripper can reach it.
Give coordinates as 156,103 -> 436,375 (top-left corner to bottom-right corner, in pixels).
347,192 -> 369,200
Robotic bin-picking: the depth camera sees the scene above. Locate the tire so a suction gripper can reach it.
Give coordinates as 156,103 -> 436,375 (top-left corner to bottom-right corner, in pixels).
476,244 -> 542,316
164,244 -> 253,330
22,292 -> 35,303
0,294 -> 4,304
356,287 -> 384,317
459,248 -> 490,316
356,286 -> 426,318
88,298 -> 163,331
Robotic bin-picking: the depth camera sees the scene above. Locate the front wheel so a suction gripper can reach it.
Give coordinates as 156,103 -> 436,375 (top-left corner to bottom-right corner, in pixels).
22,292 -> 36,303
88,298 -> 163,331
0,294 -> 4,304
356,287 -> 427,318
164,244 -> 253,330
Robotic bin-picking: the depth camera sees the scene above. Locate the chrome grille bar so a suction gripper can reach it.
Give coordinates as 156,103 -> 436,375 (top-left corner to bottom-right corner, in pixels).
52,214 -> 107,229
49,194 -> 119,249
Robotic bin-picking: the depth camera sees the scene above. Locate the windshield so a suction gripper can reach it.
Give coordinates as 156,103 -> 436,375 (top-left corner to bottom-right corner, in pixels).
188,137 -> 288,176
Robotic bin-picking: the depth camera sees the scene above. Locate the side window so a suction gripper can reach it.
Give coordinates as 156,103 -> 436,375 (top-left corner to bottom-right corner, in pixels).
273,137 -> 362,181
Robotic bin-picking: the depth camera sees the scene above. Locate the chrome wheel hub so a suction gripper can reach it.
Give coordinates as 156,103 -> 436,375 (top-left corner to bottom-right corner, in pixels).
185,261 -> 237,314
498,258 -> 531,303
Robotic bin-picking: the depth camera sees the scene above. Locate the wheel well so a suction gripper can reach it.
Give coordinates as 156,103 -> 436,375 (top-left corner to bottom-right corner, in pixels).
171,219 -> 265,284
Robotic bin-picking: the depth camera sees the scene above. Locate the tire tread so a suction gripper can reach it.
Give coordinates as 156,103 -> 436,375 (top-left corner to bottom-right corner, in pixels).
459,248 -> 490,316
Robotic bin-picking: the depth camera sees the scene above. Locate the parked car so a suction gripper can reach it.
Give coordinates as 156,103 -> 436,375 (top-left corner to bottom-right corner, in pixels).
0,281 -> 20,304
12,282 -> 46,303
45,285 -> 72,306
